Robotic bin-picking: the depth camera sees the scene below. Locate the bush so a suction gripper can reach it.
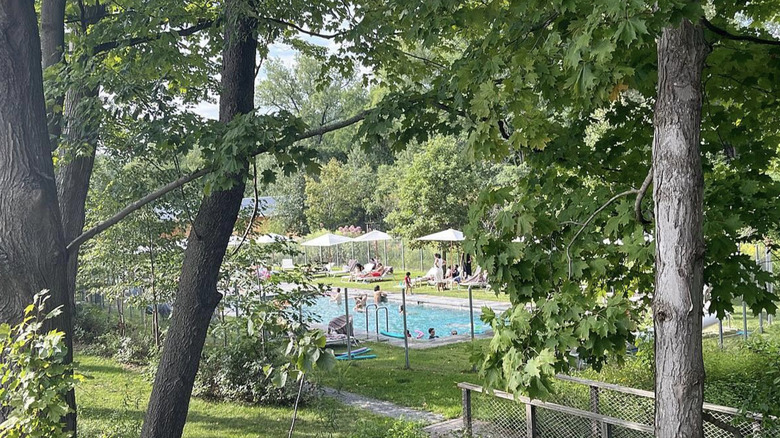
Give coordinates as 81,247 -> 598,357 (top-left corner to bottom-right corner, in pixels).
194,338 -> 316,405
74,303 -> 113,345
0,292 -> 81,437
114,335 -> 154,366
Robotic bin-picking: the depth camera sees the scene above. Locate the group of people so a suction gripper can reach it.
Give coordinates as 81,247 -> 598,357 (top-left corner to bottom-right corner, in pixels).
348,257 -> 393,281
411,253 -> 476,291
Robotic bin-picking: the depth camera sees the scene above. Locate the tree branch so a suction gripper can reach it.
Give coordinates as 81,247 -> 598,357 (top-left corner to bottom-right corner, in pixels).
230,161 -> 260,256
702,18 -> 780,47
92,19 -> 216,55
565,188 -> 639,279
67,109 -> 371,253
259,16 -> 347,39
634,166 -> 653,224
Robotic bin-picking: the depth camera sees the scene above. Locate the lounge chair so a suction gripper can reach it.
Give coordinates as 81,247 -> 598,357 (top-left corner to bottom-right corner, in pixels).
357,266 -> 394,283
460,271 -> 490,289
281,258 -> 295,270
328,315 -> 354,336
325,333 -> 359,347
327,260 -> 354,277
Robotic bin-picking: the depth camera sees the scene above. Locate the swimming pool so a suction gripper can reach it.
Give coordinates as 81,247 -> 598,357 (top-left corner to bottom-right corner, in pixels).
305,296 -> 490,338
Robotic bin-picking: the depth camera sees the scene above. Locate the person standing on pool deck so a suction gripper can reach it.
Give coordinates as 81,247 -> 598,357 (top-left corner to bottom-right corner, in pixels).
403,272 -> 413,295
464,254 -> 472,277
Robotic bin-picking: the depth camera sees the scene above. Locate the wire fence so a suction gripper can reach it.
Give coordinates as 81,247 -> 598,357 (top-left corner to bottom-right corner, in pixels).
459,375 -> 779,438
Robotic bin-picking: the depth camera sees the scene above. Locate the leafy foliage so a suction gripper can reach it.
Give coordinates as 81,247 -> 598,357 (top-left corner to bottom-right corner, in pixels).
386,135 -> 492,244
340,0 -> 780,399
195,242 -> 335,404
0,292 -> 82,438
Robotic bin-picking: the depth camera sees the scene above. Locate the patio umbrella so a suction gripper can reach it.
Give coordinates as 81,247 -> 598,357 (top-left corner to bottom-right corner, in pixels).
417,228 -> 474,341
354,230 -> 394,264
301,233 -> 354,264
416,228 -> 465,269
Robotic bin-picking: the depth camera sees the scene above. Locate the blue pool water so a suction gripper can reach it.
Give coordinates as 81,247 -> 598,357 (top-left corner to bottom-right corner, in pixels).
305,296 -> 490,338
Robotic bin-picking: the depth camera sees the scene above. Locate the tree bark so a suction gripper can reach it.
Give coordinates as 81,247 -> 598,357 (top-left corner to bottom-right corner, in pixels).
652,18 -> 709,438
0,0 -> 72,425
40,0 -> 66,147
139,1 -> 256,436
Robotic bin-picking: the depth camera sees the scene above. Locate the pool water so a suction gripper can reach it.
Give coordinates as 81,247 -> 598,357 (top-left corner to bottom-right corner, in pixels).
305,296 -> 490,338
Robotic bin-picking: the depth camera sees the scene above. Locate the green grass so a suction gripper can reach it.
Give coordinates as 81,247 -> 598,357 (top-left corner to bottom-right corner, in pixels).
312,341 -> 489,419
313,270 -> 508,302
75,354 -> 389,438
311,326 -> 780,420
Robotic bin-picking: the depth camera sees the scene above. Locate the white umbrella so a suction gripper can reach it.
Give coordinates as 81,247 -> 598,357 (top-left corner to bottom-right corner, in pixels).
255,233 -> 289,244
416,228 -> 464,242
301,233 -> 353,247
416,228 -> 465,282
353,230 -> 393,242
354,230 -> 394,264
301,233 -> 354,264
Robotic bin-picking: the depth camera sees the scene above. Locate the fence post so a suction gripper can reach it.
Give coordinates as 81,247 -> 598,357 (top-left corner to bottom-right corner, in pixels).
526,404 -> 537,438
601,422 -> 613,438
462,388 -> 472,437
590,385 -> 600,438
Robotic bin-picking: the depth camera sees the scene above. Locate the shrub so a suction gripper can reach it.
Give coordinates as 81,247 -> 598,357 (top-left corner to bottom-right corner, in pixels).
113,335 -> 154,366
73,303 -> 113,345
194,338 -> 316,405
0,292 -> 82,437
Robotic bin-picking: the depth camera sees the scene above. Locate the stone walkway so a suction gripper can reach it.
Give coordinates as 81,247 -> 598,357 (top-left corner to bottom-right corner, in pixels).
321,387 -> 446,425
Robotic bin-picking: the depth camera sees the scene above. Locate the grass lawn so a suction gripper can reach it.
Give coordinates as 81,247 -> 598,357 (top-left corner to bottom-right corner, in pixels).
311,325 -> 780,419
75,354 -> 392,438
313,270 -> 508,302
311,341 -> 489,419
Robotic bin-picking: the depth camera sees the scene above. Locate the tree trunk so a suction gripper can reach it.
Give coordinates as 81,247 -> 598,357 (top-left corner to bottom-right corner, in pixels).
40,0 -> 66,146
139,1 -> 256,436
652,18 -> 709,438
0,0 -> 72,426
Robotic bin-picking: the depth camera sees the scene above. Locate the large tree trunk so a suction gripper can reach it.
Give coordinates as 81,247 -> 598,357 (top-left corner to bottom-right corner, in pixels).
59,85 -> 99,303
140,1 -> 256,436
40,0 -> 66,145
652,18 -> 709,438
0,0 -> 72,422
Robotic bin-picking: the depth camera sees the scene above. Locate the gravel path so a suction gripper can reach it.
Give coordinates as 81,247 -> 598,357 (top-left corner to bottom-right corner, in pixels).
321,387 -> 446,425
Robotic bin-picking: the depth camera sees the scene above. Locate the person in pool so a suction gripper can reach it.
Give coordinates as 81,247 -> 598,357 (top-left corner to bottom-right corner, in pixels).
399,304 -> 405,314
353,294 -> 368,312
373,285 -> 388,305
406,329 -> 412,338
450,329 -> 458,336
330,287 -> 342,305
428,328 -> 438,339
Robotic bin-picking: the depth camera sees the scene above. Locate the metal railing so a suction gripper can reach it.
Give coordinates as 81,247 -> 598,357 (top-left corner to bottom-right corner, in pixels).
459,375 -> 778,438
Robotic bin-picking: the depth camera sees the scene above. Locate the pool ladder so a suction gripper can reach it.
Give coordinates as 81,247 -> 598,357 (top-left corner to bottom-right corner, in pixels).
365,304 -> 389,340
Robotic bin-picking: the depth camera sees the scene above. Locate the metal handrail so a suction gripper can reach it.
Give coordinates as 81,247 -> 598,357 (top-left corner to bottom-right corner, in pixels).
365,304 -> 378,339
375,306 -> 389,336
